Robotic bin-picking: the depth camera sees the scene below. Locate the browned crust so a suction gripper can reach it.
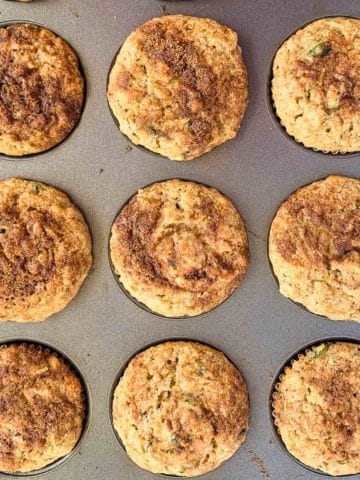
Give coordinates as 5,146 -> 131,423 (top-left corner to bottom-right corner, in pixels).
269,175 -> 360,321
273,342 -> 360,475
107,15 -> 248,160
110,180 -> 249,317
113,341 -> 249,476
0,23 -> 84,156
0,178 -> 93,322
0,343 -> 85,473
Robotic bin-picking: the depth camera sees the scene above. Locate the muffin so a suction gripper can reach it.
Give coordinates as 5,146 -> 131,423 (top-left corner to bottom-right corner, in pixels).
0,178 -> 92,322
107,15 -> 248,160
269,175 -> 360,321
272,17 -> 360,153
0,23 -> 84,156
272,341 -> 360,476
0,343 -> 85,473
110,179 -> 249,317
112,341 -> 249,476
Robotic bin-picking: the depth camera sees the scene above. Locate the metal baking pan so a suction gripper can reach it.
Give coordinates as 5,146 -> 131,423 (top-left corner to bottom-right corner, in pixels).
0,0 -> 359,479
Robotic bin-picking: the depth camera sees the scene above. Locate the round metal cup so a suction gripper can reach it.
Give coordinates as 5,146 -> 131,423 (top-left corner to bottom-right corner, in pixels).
266,14 -> 360,159
267,174 -> 360,323
0,20 -> 87,161
268,336 -> 360,477
0,338 -> 91,477
109,336 -> 249,479
108,178 -> 249,319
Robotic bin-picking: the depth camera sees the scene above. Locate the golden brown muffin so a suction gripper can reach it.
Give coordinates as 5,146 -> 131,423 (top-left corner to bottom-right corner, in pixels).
110,179 -> 249,317
0,178 -> 92,322
0,23 -> 84,156
272,342 -> 360,476
113,341 -> 249,476
107,15 -> 248,161
269,175 -> 360,321
0,343 -> 85,473
272,17 -> 360,153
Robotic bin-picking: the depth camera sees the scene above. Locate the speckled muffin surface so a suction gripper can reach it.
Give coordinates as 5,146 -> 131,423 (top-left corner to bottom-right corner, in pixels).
269,176 -> 360,321
110,179 -> 249,317
112,341 -> 249,477
272,342 -> 360,476
0,343 -> 85,473
107,15 -> 248,161
0,178 -> 92,322
272,17 -> 360,153
0,23 -> 84,156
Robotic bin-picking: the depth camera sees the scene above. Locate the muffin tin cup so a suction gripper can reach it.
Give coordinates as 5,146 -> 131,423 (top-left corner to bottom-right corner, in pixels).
109,336 -> 249,479
266,14 -> 360,159
267,174 -> 360,324
0,20 -> 87,161
268,336 -> 360,477
108,178 -> 249,320
0,338 -> 91,477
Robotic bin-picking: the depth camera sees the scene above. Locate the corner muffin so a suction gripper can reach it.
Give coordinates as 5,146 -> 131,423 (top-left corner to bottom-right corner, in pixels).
0,343 -> 85,473
110,179 -> 249,317
0,23 -> 84,156
112,341 -> 249,476
269,175 -> 360,321
0,178 -> 92,322
272,342 -> 360,476
107,15 -> 248,160
272,17 -> 360,153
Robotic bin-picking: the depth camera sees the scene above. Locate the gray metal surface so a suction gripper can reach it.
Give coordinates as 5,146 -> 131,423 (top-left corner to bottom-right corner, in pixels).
0,0 -> 359,479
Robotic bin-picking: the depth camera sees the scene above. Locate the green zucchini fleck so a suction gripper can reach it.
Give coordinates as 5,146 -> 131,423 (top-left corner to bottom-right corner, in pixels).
309,42 -> 331,57
312,344 -> 329,359
147,126 -> 160,137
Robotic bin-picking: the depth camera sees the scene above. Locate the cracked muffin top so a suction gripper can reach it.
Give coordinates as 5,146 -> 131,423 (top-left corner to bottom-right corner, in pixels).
272,342 -> 360,476
112,341 -> 249,476
110,179 -> 249,317
107,15 -> 248,160
0,343 -> 85,473
0,178 -> 92,322
272,17 -> 360,153
0,23 -> 84,156
269,175 -> 360,321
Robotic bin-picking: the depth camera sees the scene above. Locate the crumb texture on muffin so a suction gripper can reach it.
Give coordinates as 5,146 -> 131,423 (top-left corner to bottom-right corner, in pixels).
0,23 -> 84,156
272,17 -> 360,153
269,175 -> 360,321
110,179 -> 249,317
0,178 -> 92,322
113,341 -> 249,476
0,343 -> 85,473
108,15 -> 248,160
273,342 -> 360,476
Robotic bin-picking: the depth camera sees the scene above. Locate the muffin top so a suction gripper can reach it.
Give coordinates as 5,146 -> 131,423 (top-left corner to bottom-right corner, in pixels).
113,341 -> 249,476
110,179 -> 249,317
269,175 -> 360,321
0,343 -> 85,473
0,23 -> 84,156
107,15 -> 248,160
0,178 -> 92,322
272,17 -> 360,153
272,342 -> 360,476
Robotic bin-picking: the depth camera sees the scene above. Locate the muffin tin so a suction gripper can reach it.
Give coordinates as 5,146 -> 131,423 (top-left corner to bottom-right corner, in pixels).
0,0 -> 359,479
